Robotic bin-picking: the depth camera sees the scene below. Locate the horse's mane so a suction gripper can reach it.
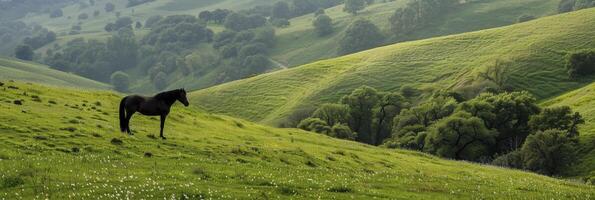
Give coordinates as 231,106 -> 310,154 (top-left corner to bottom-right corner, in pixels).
154,89 -> 182,100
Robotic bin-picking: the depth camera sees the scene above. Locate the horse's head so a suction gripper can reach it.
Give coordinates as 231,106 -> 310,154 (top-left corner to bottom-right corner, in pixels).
178,88 -> 189,107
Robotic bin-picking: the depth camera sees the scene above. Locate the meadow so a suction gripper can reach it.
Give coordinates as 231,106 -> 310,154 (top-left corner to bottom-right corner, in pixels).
0,81 -> 593,199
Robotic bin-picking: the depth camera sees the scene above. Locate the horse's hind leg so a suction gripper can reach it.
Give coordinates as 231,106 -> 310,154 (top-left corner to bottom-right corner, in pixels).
126,111 -> 135,135
159,114 -> 167,140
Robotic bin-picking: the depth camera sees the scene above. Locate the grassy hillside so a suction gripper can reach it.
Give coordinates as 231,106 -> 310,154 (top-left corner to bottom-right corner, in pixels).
270,0 -> 560,67
12,0 -> 564,94
0,81 -> 593,199
543,83 -> 595,179
190,8 -> 595,125
0,57 -> 109,90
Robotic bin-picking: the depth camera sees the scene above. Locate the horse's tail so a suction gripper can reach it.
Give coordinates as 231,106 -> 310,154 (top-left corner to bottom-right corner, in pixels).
119,97 -> 127,132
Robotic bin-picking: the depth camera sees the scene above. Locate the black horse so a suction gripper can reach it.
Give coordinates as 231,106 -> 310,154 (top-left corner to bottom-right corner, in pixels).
119,89 -> 189,139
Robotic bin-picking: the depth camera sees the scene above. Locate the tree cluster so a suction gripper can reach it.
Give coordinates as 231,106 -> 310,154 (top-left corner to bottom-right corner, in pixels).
338,19 -> 384,55
299,86 -> 408,145
44,29 -> 139,82
559,0 -> 595,13
299,86 -> 584,175
566,49 -> 595,79
389,0 -> 459,37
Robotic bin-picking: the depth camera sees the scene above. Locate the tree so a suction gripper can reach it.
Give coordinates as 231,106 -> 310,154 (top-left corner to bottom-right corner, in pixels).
298,118 -> 331,134
105,2 -> 115,12
343,0 -> 366,15
111,71 -> 130,92
566,49 -> 595,78
312,14 -> 333,36
529,106 -> 584,137
311,103 -> 351,127
425,112 -> 497,161
521,129 -> 577,175
199,11 -> 212,22
15,45 -> 33,60
153,72 -> 168,90
373,92 -> 407,145
330,123 -> 356,140
338,19 -> 384,55
574,0 -> 595,10
241,54 -> 270,75
272,1 -> 291,19
341,86 -> 379,144
458,91 -> 540,153
558,0 -> 576,13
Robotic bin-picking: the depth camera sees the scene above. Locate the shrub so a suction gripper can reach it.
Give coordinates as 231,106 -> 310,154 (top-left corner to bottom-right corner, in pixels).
297,118 -> 331,134
566,49 -> 595,78
330,123 -> 356,140
338,19 -> 384,55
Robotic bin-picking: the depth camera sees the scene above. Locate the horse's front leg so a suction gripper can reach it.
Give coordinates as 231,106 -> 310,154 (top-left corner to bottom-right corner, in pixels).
160,114 -> 167,140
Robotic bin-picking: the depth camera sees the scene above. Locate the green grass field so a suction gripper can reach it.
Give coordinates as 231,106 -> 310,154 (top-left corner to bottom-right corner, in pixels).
0,57 -> 109,90
190,8 -> 595,125
0,81 -> 593,199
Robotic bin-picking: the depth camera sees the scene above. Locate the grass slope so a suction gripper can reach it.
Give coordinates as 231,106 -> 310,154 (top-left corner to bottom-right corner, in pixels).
543,83 -> 595,179
190,8 -> 595,125
0,81 -> 593,199
0,57 -> 109,90
271,0 -> 560,67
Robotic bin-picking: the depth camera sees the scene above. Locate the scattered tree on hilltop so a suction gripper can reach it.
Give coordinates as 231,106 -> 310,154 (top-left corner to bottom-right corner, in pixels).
105,2 -> 115,12
566,49 -> 595,78
313,14 -> 333,36
344,0 -> 367,15
338,19 -> 384,55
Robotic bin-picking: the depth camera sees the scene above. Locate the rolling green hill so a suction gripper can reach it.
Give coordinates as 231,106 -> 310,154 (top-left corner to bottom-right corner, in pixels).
190,8 -> 595,126
11,0 -> 565,94
271,0 -> 560,67
0,81 -> 593,199
0,57 -> 110,90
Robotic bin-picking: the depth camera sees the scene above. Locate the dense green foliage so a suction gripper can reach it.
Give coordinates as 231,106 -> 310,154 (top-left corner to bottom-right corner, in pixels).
110,71 -> 130,92
312,14 -> 333,36
14,45 -> 33,61
521,129 -> 578,175
338,19 -> 384,55
389,0 -> 459,37
344,0 -> 367,15
566,49 -> 595,78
